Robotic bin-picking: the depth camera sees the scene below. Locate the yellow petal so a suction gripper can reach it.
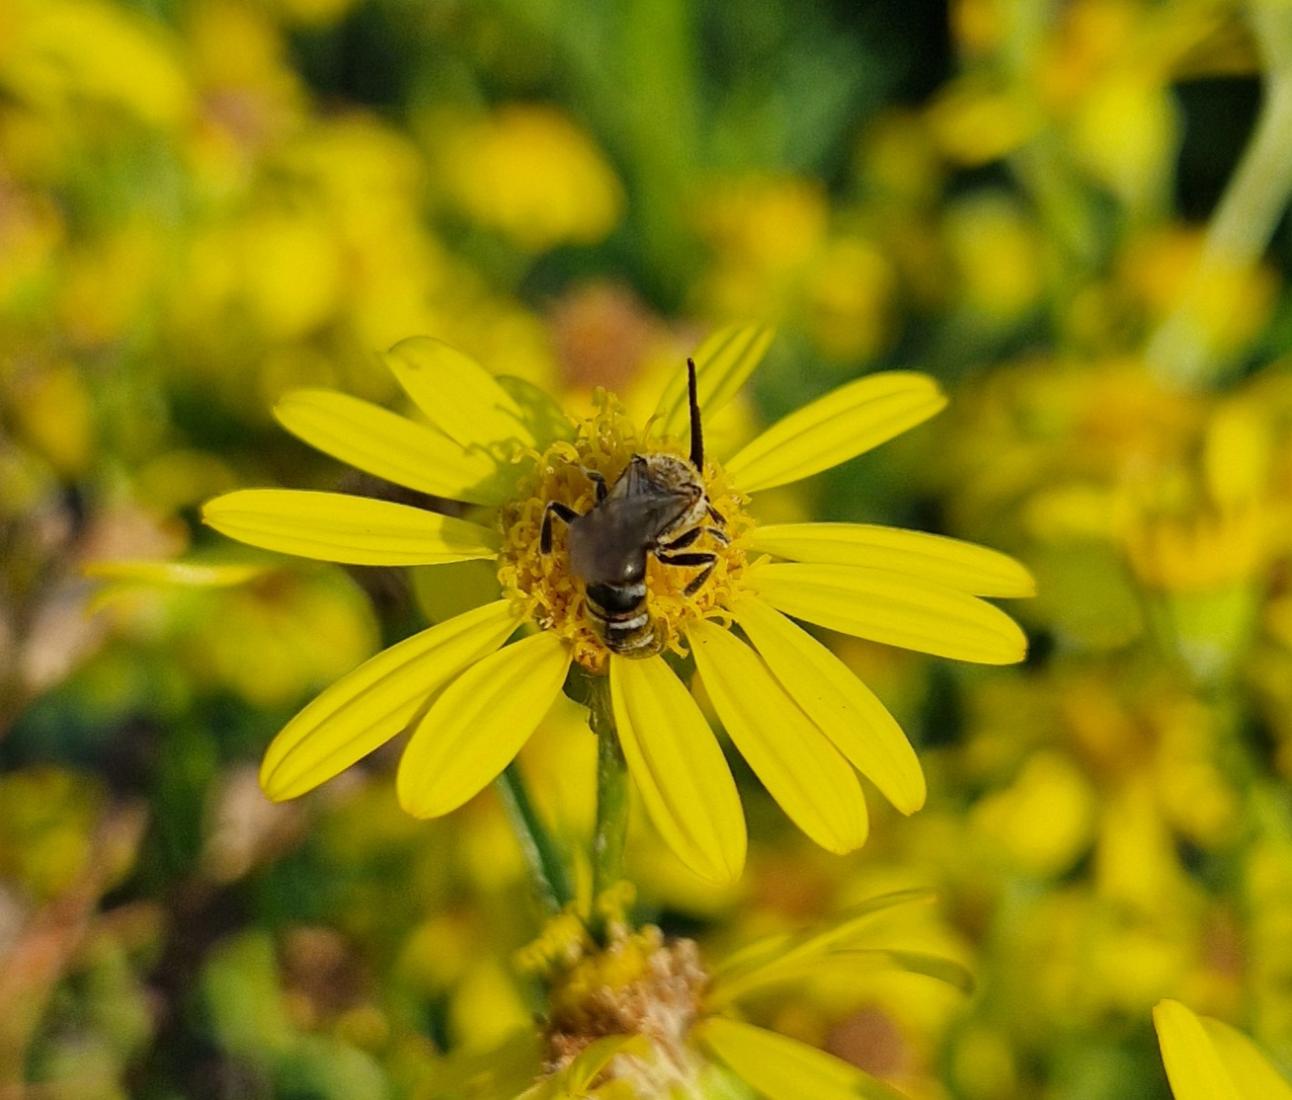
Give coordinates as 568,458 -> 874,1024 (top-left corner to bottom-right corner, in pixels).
398,632 -> 572,817
722,948 -> 973,1007
609,654 -> 746,884
561,1035 -> 649,1094
687,620 -> 867,854
652,323 -> 775,442
385,336 -> 536,451
734,598 -> 924,814
260,600 -> 521,800
714,946 -> 970,1009
274,388 -> 513,506
83,559 -> 269,587
497,375 -> 577,447
1201,1017 -> 1292,1100
203,489 -> 500,566
751,562 -> 1027,665
749,523 -> 1035,597
712,887 -> 934,998
725,372 -> 946,492
1154,1000 -> 1292,1100
697,1018 -> 908,1100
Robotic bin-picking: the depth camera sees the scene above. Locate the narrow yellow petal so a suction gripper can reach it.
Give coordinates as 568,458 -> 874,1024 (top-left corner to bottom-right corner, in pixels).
1201,1017 -> 1292,1099
274,388 -> 513,505
1153,1001 -> 1245,1100
687,620 -> 867,854
712,888 -> 934,993
714,948 -> 971,1009
735,598 -> 924,814
497,375 -> 578,447
260,600 -> 521,800
749,523 -> 1035,597
385,336 -> 536,451
83,559 -> 269,587
203,489 -> 500,566
751,562 -> 1027,665
725,372 -> 946,493
398,632 -> 571,818
610,654 -> 746,884
652,323 -> 775,442
1154,1000 -> 1292,1100
697,1018 -> 908,1100
561,1035 -> 649,1094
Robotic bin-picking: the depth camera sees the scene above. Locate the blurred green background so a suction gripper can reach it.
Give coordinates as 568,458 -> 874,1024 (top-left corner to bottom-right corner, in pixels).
2,0 -> 1292,1096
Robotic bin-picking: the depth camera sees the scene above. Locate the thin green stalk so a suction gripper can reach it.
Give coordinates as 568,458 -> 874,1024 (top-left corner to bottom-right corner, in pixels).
588,675 -> 630,917
496,761 -> 572,915
1149,1 -> 1292,387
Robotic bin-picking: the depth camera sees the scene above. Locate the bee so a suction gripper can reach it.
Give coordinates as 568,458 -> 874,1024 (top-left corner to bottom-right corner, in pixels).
540,359 -> 729,657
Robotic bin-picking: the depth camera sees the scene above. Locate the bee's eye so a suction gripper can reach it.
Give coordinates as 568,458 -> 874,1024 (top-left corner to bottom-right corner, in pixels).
621,560 -> 644,583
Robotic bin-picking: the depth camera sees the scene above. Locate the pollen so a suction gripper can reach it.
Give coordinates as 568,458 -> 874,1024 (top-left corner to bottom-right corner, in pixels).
496,390 -> 753,674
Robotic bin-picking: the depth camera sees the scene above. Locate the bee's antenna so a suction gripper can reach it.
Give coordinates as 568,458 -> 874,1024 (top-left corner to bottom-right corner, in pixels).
687,357 -> 703,470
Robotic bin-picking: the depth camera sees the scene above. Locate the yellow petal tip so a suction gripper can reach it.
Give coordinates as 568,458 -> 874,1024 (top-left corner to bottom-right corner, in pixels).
395,778 -> 436,820
257,759 -> 300,803
895,783 -> 928,816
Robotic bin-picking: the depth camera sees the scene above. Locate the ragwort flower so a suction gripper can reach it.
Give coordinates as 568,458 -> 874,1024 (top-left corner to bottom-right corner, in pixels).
203,324 -> 1031,883
511,887 -> 969,1099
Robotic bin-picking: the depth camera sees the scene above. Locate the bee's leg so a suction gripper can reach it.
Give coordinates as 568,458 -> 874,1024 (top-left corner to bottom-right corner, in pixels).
661,526 -> 728,553
580,468 -> 608,502
660,527 -> 703,551
655,550 -> 717,596
540,502 -> 580,554
684,562 -> 717,595
706,504 -> 726,526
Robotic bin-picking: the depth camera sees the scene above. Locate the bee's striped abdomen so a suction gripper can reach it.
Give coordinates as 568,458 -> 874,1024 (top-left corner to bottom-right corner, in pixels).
585,580 -> 657,656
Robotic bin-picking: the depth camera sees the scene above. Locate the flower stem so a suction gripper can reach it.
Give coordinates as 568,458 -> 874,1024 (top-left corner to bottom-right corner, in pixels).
588,675 -> 630,917
496,761 -> 572,915
1148,0 -> 1292,387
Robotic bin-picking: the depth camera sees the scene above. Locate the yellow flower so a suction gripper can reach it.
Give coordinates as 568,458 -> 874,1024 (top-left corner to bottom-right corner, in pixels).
434,104 -> 624,251
515,888 -> 969,1099
1153,999 -> 1292,1099
203,324 -> 1031,883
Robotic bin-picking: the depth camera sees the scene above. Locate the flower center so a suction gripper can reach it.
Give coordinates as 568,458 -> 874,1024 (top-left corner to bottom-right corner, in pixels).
541,925 -> 708,1084
497,392 -> 753,673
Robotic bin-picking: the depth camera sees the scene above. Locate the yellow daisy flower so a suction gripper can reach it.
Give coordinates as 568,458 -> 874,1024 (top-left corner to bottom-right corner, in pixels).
203,324 -> 1031,884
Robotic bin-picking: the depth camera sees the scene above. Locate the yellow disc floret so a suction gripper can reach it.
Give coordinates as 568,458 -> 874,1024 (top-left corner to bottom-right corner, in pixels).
497,390 -> 753,674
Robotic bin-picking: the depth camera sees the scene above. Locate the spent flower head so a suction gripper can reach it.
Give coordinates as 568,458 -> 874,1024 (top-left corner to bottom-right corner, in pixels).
203,323 -> 1032,882
508,887 -> 967,1099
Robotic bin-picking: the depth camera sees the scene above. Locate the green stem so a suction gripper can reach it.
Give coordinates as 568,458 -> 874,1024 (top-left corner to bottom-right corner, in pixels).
1148,0 -> 1292,387
496,761 -> 572,915
588,675 -> 630,917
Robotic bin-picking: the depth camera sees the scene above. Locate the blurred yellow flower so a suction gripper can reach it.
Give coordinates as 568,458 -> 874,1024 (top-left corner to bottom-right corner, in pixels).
0,0 -> 192,129
435,105 -> 624,251
943,192 -> 1043,323
204,324 -> 1030,883
693,177 -> 896,362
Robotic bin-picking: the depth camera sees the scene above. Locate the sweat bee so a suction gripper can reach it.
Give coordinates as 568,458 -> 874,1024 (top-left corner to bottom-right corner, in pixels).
540,359 -> 729,657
